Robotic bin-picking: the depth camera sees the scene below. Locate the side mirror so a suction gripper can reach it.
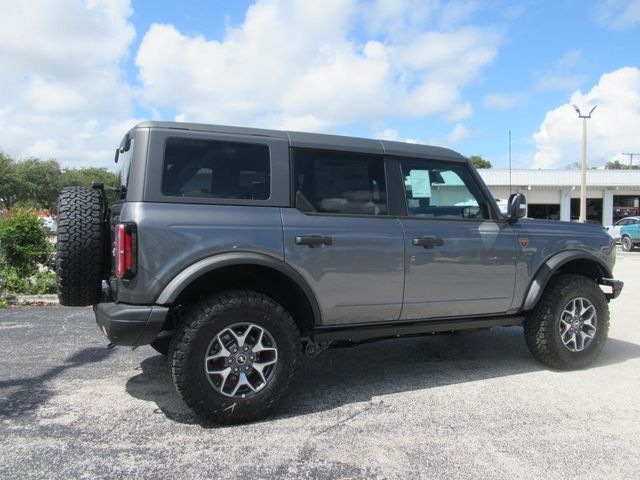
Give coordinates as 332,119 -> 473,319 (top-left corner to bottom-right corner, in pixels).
507,193 -> 527,222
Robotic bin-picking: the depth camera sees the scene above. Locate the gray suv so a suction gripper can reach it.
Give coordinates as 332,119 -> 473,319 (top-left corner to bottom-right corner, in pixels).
56,121 -> 623,424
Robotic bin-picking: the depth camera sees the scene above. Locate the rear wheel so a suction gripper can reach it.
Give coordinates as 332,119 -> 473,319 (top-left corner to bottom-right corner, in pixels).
621,235 -> 634,252
524,274 -> 609,370
56,187 -> 106,306
170,290 -> 303,424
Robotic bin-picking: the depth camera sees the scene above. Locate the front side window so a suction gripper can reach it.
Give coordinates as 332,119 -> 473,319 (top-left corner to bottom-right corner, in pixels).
162,137 -> 270,200
400,159 -> 489,220
293,149 -> 387,215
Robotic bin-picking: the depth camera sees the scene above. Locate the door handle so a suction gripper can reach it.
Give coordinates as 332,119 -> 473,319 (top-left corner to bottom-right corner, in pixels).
295,235 -> 333,247
412,235 -> 444,248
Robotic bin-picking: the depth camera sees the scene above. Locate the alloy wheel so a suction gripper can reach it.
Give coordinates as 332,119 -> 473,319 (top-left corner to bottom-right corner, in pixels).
204,323 -> 278,398
559,297 -> 597,352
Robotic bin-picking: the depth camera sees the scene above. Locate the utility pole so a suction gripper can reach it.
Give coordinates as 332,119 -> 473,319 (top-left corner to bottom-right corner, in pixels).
573,104 -> 597,223
622,152 -> 640,167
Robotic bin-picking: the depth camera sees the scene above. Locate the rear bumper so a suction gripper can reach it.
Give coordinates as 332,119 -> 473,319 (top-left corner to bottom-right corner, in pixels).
93,302 -> 169,346
600,278 -> 624,300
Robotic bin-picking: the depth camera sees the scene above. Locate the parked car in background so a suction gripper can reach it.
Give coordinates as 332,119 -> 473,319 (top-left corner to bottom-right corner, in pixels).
605,216 -> 640,242
620,220 -> 640,251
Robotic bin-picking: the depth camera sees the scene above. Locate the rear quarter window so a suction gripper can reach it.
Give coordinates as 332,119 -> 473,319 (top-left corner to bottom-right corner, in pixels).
162,137 -> 270,200
115,138 -> 134,190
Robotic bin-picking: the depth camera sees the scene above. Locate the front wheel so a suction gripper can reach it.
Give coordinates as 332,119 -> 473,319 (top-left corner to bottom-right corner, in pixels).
170,290 -> 303,424
621,236 -> 634,252
524,274 -> 609,370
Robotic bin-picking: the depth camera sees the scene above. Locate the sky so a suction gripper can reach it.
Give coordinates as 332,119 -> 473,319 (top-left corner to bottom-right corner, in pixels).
0,0 -> 639,170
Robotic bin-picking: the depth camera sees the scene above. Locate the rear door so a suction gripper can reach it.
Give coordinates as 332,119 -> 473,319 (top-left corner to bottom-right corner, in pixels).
282,148 -> 405,326
395,158 -> 517,320
632,219 -> 640,241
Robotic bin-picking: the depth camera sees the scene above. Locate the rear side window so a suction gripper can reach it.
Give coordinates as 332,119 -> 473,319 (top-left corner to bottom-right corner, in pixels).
293,148 -> 387,215
162,137 -> 270,200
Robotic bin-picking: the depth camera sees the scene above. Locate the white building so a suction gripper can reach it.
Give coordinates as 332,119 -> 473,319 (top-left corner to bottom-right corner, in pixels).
478,169 -> 640,226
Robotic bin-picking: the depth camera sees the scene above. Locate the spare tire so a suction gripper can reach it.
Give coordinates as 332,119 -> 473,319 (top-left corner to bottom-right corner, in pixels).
56,187 -> 106,306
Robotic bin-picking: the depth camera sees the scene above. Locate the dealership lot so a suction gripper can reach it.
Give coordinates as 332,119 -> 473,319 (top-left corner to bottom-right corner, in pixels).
1,251 -> 639,479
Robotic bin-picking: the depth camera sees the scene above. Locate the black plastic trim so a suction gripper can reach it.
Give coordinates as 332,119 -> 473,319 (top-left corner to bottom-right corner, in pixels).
600,278 -> 624,300
155,252 -> 323,327
312,315 -> 524,344
94,302 -> 169,346
521,250 -> 614,311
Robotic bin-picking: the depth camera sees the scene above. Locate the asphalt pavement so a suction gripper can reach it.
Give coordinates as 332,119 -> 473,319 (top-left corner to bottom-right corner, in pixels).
1,250 -> 639,479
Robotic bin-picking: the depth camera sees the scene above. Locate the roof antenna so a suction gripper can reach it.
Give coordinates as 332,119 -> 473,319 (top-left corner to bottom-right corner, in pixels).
509,129 -> 512,196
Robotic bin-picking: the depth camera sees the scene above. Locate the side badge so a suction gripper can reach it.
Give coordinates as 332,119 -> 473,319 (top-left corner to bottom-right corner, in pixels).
519,238 -> 529,249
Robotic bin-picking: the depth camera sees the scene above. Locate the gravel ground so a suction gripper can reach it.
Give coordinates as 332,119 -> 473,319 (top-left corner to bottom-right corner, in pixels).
1,251 -> 639,479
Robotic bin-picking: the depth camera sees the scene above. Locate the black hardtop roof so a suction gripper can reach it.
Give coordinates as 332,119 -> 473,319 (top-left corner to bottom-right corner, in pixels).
133,121 -> 467,162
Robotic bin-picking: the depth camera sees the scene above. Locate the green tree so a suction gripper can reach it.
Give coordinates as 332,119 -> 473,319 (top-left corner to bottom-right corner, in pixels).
605,160 -> 640,170
14,158 -> 63,210
1,149 -> 117,211
469,155 -> 492,169
60,167 -> 117,189
0,152 -> 19,209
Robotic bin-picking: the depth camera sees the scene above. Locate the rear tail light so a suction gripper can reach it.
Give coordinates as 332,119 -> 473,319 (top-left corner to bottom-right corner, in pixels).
115,223 -> 137,279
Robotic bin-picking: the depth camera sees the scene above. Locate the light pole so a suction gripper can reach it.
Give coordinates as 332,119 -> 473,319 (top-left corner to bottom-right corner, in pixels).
622,152 -> 640,167
573,104 -> 597,223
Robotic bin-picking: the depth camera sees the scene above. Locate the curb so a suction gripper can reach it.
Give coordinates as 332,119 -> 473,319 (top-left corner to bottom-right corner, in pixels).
10,294 -> 60,306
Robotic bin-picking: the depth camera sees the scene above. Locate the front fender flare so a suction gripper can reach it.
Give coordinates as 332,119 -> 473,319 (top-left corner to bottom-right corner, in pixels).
522,250 -> 613,311
154,252 -> 322,325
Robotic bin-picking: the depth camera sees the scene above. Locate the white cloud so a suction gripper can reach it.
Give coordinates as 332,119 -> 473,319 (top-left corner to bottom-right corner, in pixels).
0,0 -> 502,167
0,0 -> 137,167
535,50 -> 588,92
483,92 -> 526,110
592,0 -> 640,30
365,0 -> 480,36
373,128 -> 418,144
555,49 -> 582,70
136,0 -> 500,130
532,67 -> 640,169
447,123 -> 471,143
375,128 -> 402,141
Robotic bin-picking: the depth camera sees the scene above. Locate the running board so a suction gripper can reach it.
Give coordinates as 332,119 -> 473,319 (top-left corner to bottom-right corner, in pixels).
312,315 -> 524,344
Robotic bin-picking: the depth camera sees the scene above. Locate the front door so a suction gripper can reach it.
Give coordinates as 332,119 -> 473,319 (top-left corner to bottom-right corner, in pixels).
282,148 -> 405,325
396,158 -> 517,320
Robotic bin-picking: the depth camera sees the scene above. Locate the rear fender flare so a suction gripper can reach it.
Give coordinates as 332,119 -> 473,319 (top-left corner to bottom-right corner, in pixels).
155,252 -> 322,326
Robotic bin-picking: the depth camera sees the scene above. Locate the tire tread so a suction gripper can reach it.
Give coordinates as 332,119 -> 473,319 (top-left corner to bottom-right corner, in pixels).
170,290 -> 303,424
524,273 -> 609,370
56,186 -> 105,306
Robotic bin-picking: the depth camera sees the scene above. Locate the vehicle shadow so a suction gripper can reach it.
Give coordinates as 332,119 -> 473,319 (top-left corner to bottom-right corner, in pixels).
124,328 -> 640,426
0,347 -> 114,418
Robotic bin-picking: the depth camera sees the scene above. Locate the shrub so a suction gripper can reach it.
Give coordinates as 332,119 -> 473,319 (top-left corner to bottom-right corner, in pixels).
0,208 -> 51,275
27,268 -> 58,294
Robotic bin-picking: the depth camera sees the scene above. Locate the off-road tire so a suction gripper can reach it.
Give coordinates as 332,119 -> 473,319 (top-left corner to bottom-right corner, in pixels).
621,235 -> 634,252
524,274 -> 609,370
150,337 -> 171,356
170,290 -> 303,424
56,187 -> 105,306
